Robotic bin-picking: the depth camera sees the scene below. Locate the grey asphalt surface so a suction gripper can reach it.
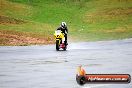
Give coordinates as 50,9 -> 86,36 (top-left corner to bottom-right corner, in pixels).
0,38 -> 132,88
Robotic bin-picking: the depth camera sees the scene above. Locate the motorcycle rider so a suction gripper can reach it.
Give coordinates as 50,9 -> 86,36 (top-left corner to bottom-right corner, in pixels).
56,22 -> 68,45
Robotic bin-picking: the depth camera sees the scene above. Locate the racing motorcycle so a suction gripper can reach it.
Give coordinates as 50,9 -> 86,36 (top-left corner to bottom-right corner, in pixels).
54,30 -> 67,51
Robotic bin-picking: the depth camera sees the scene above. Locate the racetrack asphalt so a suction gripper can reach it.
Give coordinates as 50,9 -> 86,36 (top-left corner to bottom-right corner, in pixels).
0,38 -> 132,88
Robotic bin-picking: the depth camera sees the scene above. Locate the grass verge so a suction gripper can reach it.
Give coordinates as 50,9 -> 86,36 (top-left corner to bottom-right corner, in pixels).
0,0 -> 132,45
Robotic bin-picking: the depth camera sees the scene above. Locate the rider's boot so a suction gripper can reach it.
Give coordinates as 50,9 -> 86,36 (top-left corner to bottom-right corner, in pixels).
65,41 -> 68,45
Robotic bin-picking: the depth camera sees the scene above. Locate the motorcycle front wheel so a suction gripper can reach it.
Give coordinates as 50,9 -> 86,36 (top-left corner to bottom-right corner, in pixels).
56,40 -> 60,51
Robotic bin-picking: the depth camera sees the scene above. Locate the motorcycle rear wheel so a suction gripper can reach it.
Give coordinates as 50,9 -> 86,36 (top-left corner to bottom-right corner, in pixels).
63,45 -> 67,51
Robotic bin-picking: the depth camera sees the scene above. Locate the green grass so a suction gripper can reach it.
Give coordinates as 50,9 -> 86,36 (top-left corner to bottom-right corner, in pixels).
0,0 -> 132,45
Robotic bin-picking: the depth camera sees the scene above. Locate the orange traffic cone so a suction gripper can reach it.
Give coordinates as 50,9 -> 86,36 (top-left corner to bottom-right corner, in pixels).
77,65 -> 86,76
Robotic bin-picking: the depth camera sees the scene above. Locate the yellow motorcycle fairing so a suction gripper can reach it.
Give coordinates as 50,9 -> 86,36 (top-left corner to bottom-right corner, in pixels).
54,30 -> 65,45
54,31 -> 64,39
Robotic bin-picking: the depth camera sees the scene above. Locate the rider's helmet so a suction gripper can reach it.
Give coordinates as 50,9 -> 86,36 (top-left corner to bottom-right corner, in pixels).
61,22 -> 66,29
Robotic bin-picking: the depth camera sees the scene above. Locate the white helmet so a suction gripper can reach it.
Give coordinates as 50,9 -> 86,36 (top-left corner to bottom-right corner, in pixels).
61,22 -> 66,28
